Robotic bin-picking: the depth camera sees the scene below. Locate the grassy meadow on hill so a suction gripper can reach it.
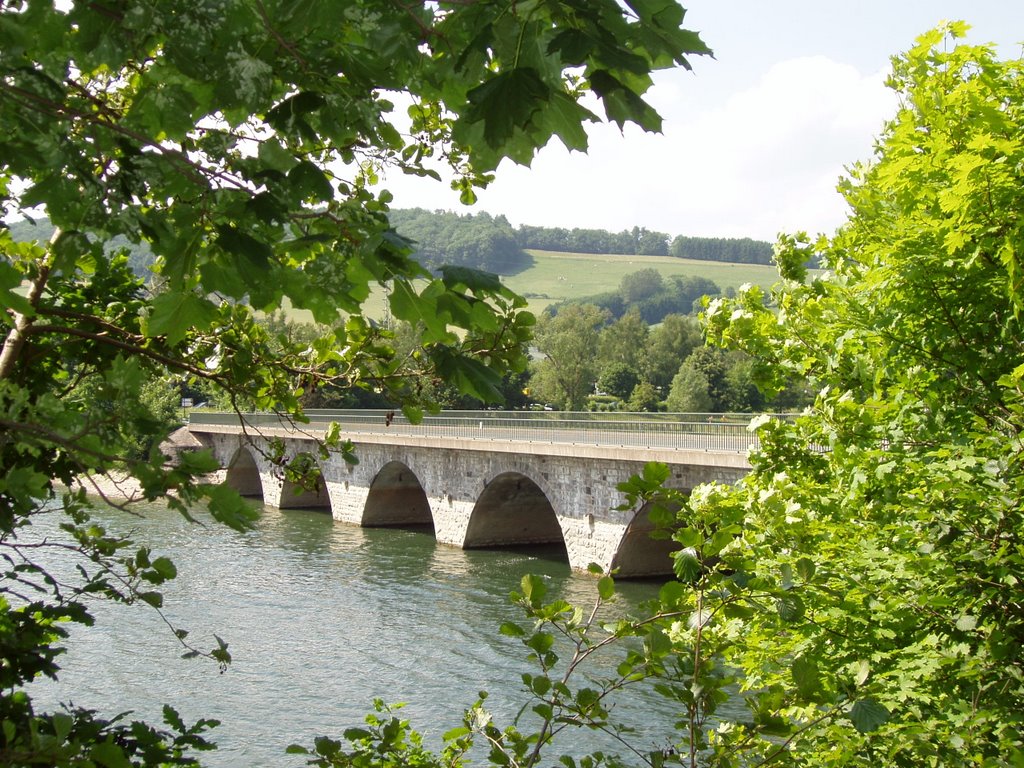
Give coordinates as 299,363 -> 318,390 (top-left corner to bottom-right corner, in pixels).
9,216 -> 779,323
285,248 -> 782,323
504,249 -> 781,314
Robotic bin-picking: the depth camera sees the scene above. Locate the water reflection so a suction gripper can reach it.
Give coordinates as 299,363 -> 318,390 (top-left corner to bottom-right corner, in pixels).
26,501 -> 696,767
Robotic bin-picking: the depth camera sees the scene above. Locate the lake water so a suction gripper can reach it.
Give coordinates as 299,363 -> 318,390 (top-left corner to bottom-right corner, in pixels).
26,500 -> 719,766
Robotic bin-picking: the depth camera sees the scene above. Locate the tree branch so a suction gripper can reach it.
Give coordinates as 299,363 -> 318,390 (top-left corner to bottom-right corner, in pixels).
0,227 -> 60,379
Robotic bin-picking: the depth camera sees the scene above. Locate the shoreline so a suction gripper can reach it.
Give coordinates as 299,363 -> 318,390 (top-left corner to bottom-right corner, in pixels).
67,470 -> 227,505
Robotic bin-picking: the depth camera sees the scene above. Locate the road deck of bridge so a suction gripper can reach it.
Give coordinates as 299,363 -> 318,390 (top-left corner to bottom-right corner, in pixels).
188,421 -> 752,469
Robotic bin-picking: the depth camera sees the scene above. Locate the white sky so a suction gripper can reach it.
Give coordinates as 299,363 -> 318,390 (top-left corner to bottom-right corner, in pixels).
380,2 -> 1024,242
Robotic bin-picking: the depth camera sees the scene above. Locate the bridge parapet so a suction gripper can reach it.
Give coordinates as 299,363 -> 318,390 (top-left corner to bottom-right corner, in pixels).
188,409 -> 786,455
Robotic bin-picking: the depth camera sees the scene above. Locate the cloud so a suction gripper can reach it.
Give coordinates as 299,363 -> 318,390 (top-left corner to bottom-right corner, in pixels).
383,56 -> 898,242
665,56 -> 895,239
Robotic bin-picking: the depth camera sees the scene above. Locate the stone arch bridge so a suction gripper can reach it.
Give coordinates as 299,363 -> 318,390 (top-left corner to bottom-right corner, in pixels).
186,410 -> 759,578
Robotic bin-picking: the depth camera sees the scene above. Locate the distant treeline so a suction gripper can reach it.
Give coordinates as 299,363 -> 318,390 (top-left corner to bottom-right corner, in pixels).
6,217 -> 155,277
668,235 -> 773,264
6,209 -> 775,280
517,224 -> 773,264
389,208 -> 775,273
7,217 -> 55,243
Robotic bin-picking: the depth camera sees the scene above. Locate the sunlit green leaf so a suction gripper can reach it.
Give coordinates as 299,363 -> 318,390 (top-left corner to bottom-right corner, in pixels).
673,547 -> 702,583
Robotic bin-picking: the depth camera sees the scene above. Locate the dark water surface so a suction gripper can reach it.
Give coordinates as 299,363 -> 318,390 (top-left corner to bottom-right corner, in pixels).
27,501 -> 716,766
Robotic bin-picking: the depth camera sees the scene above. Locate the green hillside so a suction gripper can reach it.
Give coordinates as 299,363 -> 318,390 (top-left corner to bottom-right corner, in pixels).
291,244 -> 779,323
504,249 -> 781,314
282,248 -> 781,324
6,217 -> 777,323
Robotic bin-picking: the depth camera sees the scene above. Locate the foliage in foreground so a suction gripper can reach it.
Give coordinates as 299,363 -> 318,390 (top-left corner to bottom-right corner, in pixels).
0,1 -> 709,765
5,5 -> 1019,768
292,22 -> 1024,768
693,23 -> 1024,765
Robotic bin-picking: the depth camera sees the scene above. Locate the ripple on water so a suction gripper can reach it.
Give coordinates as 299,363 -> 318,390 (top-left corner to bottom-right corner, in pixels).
24,502 -> 724,767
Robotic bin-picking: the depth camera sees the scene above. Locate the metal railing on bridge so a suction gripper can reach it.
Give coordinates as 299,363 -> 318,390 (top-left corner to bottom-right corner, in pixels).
188,409 -> 795,454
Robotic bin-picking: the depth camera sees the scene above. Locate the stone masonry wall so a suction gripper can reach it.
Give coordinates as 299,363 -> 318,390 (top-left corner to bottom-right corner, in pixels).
194,430 -> 748,574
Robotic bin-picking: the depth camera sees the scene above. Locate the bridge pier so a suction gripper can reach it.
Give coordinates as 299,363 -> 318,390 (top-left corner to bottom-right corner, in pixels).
321,453 -> 369,525
430,494 -> 476,547
325,480 -> 370,524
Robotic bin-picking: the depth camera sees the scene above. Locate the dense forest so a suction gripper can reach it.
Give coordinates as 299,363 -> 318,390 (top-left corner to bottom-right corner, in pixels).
668,234 -> 772,263
386,208 -> 530,273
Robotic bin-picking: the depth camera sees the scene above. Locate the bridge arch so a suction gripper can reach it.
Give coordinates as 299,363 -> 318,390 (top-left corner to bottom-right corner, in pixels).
464,472 -> 566,551
223,445 -> 264,499
609,499 -> 684,578
190,418 -> 751,575
363,461 -> 433,529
